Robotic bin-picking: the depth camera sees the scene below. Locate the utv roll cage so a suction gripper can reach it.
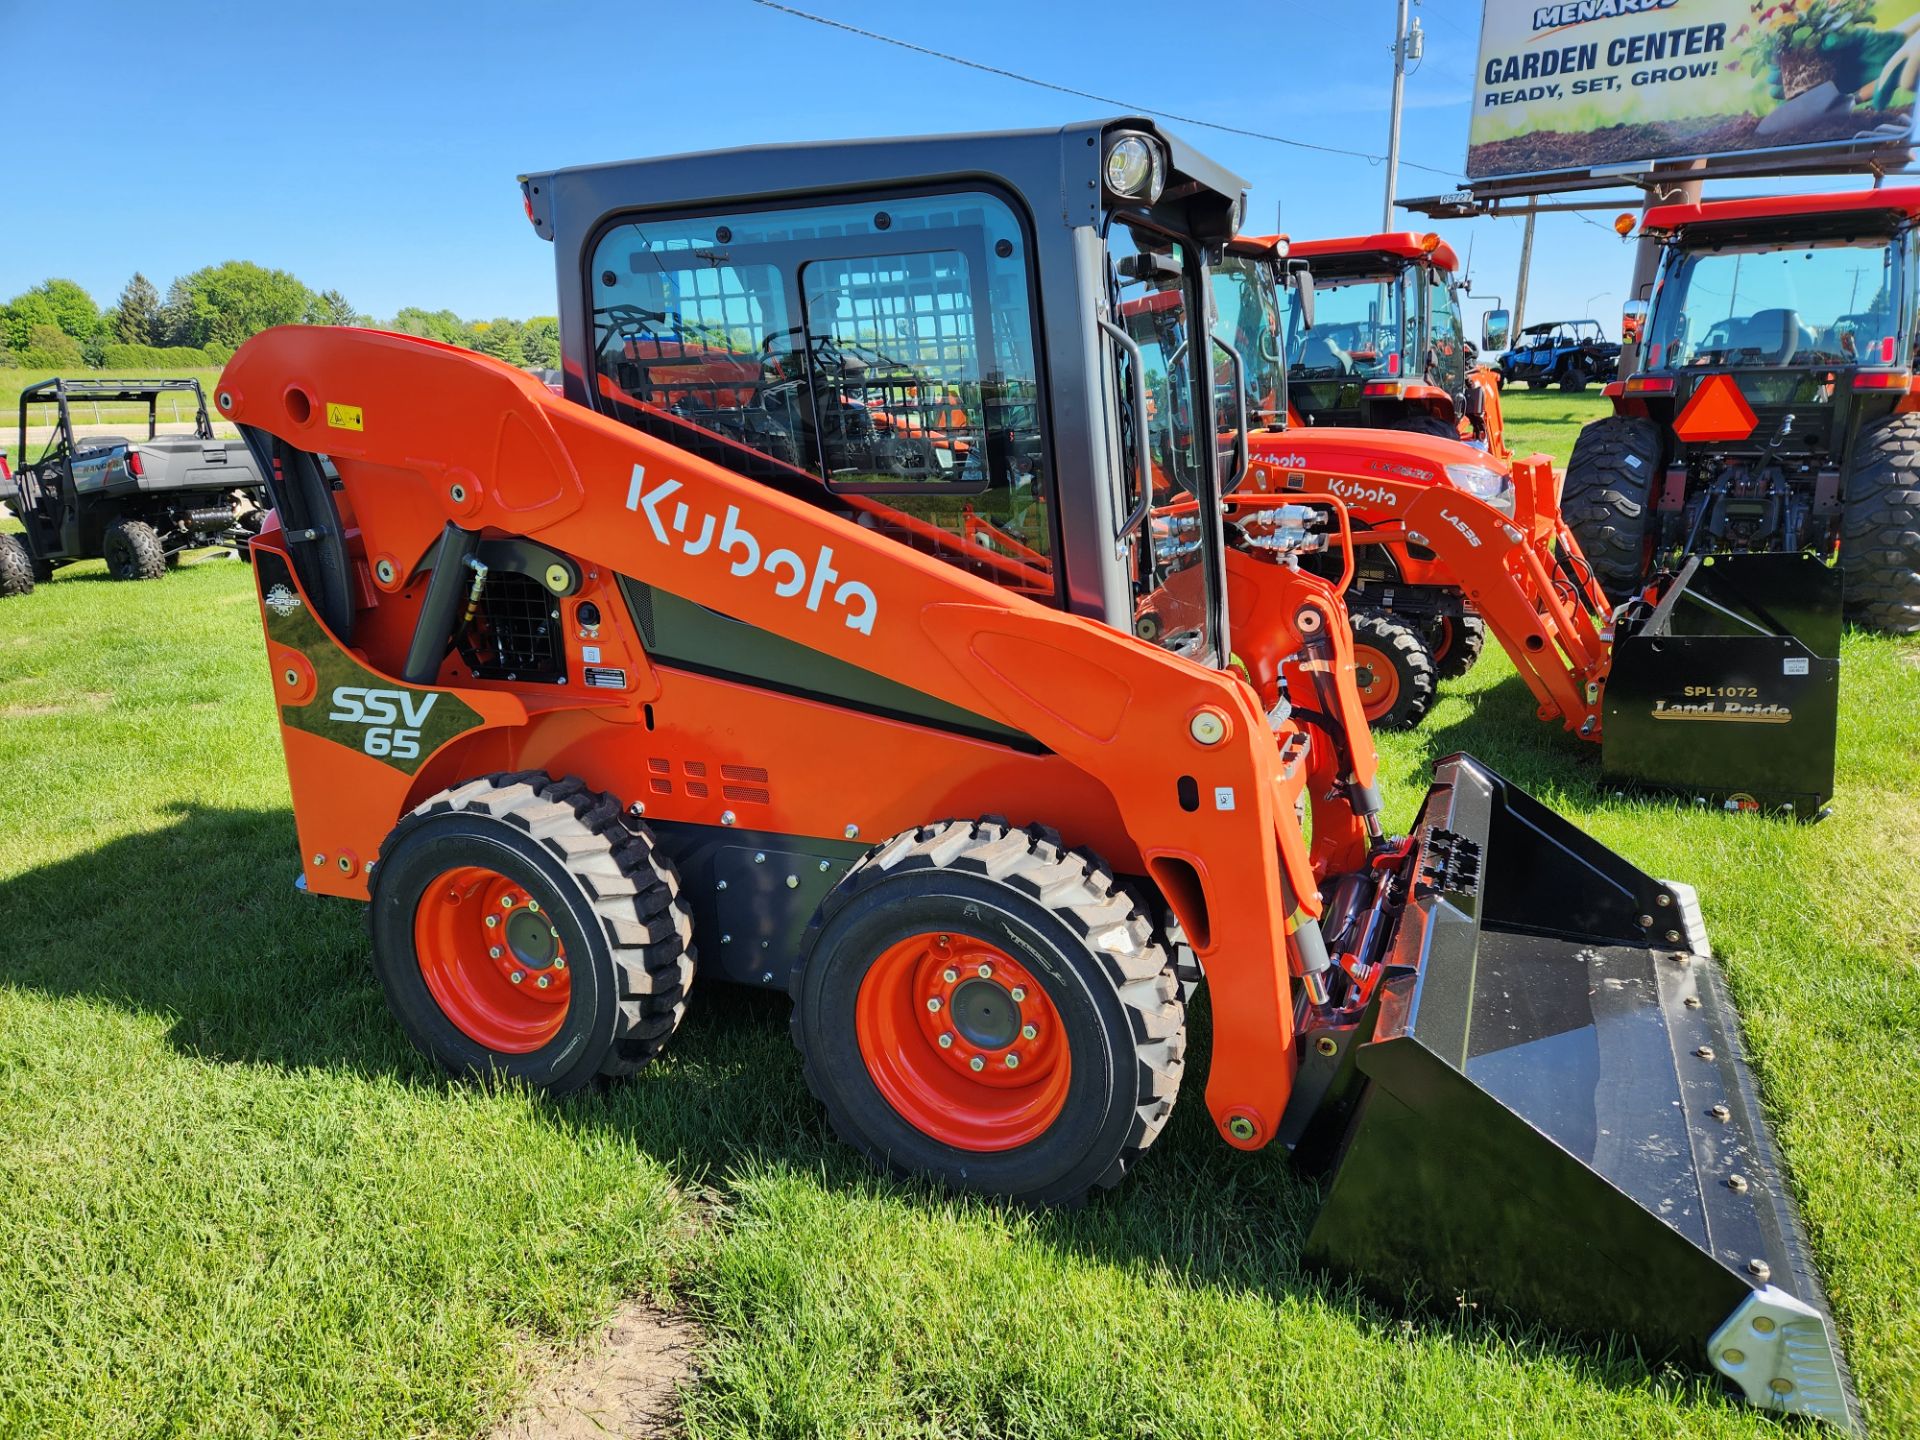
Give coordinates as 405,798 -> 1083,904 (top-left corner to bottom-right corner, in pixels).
18,377 -> 218,455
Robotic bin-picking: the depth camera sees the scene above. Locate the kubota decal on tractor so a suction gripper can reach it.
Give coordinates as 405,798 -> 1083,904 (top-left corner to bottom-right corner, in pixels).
225,121 -> 1855,1429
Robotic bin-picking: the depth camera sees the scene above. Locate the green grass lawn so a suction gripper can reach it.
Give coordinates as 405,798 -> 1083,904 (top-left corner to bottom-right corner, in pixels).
1,403 -> 1917,1437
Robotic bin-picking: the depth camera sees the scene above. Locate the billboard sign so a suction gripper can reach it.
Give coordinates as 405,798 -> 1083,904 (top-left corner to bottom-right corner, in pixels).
1467,0 -> 1920,182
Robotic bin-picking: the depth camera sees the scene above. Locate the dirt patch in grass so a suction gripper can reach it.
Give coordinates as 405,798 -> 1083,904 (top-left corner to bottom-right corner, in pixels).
493,1302 -> 698,1440
0,691 -> 111,718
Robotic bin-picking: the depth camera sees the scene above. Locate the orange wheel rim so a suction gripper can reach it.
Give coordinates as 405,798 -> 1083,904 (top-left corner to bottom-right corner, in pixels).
854,931 -> 1070,1151
414,865 -> 571,1053
1432,617 -> 1455,662
1351,643 -> 1401,721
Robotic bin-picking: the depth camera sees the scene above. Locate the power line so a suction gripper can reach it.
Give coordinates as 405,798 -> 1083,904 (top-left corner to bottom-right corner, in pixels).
747,1 -> 1463,180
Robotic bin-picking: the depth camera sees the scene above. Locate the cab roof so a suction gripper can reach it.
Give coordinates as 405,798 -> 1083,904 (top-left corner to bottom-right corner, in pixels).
1642,187 -> 1920,236
1287,232 -> 1460,275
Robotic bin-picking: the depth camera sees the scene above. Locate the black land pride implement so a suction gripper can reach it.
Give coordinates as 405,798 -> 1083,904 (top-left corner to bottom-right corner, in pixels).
0,377 -> 267,597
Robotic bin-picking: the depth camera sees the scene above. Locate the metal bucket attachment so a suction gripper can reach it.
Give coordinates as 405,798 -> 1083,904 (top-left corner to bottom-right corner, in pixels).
1305,756 -> 1858,1432
1603,552 -> 1840,816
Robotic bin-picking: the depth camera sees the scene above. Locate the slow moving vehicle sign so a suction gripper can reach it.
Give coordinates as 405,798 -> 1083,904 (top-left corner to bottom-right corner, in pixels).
1468,0 -> 1920,181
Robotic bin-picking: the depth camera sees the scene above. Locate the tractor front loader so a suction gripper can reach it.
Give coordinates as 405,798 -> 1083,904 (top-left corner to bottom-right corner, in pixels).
224,121 -> 1853,1426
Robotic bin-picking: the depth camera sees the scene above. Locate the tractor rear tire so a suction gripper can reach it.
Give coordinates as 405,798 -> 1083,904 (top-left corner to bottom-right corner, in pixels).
0,533 -> 34,597
1842,414 -> 1920,633
1390,413 -> 1459,441
1428,611 -> 1487,680
792,818 -> 1185,1206
1562,414 -> 1662,597
102,518 -> 168,581
1348,610 -> 1436,729
369,772 -> 695,1095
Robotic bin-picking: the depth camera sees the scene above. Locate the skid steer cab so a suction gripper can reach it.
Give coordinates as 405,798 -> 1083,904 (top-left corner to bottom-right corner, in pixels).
1570,188 -> 1920,636
221,120 -> 1854,1428
1277,232 -> 1506,454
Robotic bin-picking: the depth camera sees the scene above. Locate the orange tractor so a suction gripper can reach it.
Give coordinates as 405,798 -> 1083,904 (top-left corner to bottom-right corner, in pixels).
222,121 -> 1853,1426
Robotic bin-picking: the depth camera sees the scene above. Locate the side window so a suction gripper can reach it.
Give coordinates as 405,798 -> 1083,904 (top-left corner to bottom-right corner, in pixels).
1427,276 -> 1465,391
590,192 -> 1055,600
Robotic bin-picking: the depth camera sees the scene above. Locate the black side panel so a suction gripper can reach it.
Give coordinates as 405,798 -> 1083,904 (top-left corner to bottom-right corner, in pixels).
618,576 -> 1041,750
1604,554 -> 1841,815
247,430 -> 355,645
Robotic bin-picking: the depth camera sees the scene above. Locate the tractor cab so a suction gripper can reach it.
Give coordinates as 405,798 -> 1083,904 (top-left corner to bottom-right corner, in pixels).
1278,233 -> 1493,446
527,119 -> 1251,668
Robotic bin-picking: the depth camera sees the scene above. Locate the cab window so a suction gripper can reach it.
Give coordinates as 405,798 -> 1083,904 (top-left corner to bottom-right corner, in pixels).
589,191 -> 1056,599
1426,274 -> 1465,394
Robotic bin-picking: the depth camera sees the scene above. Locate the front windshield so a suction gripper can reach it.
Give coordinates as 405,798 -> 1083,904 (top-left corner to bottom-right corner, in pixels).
1646,236 -> 1903,370
1286,267 -> 1413,379
1211,251 -> 1285,430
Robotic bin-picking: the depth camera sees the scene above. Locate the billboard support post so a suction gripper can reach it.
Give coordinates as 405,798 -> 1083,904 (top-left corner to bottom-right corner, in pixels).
1513,204 -> 1535,340
1619,160 -> 1705,373
1383,0 -> 1409,230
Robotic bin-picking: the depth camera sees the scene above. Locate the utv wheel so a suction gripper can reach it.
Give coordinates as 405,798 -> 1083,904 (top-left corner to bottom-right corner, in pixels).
1560,363 -> 1589,393
102,518 -> 168,581
1526,379 -> 1552,391
792,818 -> 1185,1206
1348,610 -> 1436,728
1389,413 -> 1459,441
1562,414 -> 1662,597
0,533 -> 34,597
1842,414 -> 1920,633
1427,611 -> 1487,680
369,772 -> 695,1095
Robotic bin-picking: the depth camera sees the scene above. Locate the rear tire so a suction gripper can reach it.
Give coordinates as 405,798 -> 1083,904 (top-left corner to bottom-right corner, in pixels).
102,518 -> 167,581
1389,413 -> 1459,441
0,533 -> 34,597
1526,379 -> 1551,391
1842,414 -> 1920,633
1560,361 -> 1590,393
1349,610 -> 1436,729
792,818 -> 1184,1205
1563,414 -> 1662,597
1428,611 -> 1487,680
369,772 -> 695,1094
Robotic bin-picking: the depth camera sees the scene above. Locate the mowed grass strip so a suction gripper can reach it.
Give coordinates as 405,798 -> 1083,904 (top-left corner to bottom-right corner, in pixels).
1,395 -> 1916,1436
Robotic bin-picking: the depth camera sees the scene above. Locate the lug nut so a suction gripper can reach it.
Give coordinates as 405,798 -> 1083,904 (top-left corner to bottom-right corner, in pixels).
526,900 -> 539,913
510,970 -> 525,985
490,947 -> 502,959
942,968 -> 957,983
485,915 -> 499,929
927,997 -> 942,1012
1009,986 -> 1026,1002
976,963 -> 992,979
968,1056 -> 985,1072
549,927 -> 559,938
536,975 -> 551,989
552,958 -> 565,971
937,1033 -> 954,1049
1021,1024 -> 1038,1040
501,896 -> 514,909
1004,1054 -> 1020,1069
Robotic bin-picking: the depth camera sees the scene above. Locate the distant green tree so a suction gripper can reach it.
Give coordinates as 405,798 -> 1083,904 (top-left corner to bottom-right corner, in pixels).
114,273 -> 163,345
390,307 -> 470,345
3,279 -> 104,350
166,261 -> 318,349
470,318 -> 527,366
23,323 -> 84,367
309,289 -> 367,327
159,277 -> 218,349
521,316 -> 560,368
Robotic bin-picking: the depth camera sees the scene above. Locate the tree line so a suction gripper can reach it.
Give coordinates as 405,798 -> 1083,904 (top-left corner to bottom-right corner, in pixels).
0,264 -> 559,372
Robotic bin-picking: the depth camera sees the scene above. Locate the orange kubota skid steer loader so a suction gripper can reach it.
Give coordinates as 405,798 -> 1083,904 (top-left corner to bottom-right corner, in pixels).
221,122 -> 1854,1428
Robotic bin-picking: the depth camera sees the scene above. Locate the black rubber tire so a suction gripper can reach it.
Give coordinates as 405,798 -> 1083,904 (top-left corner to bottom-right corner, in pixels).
0,532 -> 34,597
1560,361 -> 1590,393
1428,611 -> 1487,680
369,772 -> 695,1095
1526,379 -> 1552,391
1841,414 -> 1920,633
1389,413 -> 1459,441
1562,414 -> 1663,597
1348,610 -> 1437,729
102,518 -> 168,581
792,818 -> 1185,1206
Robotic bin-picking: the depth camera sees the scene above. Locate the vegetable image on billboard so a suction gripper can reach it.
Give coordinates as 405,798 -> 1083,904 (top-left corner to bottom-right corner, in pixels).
1467,0 -> 1920,182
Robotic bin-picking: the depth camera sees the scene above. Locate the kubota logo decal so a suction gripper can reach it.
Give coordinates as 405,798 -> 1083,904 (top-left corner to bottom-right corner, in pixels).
625,465 -> 878,635
1328,477 -> 1399,508
329,686 -> 440,760
1439,507 -> 1483,547
1271,452 -> 1309,469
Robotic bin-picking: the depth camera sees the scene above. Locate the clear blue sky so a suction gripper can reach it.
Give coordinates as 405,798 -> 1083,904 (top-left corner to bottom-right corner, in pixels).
3,0 -> 1907,333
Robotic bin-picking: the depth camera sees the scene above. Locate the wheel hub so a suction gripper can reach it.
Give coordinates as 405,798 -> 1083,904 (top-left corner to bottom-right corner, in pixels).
414,866 -> 571,1052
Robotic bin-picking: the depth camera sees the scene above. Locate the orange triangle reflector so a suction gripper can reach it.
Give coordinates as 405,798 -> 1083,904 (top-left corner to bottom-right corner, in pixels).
1672,373 -> 1758,443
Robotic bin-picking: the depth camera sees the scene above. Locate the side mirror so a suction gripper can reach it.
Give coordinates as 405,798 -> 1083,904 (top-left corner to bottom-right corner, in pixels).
1290,262 -> 1315,333
1481,307 -> 1510,352
1621,299 -> 1648,345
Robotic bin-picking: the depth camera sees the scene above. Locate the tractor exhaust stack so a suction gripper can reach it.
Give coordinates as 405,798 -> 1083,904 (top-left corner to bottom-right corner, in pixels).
1304,756 -> 1857,1432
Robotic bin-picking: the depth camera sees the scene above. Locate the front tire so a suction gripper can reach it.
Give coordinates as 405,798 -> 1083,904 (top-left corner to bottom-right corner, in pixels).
1842,414 -> 1920,633
0,533 -> 34,597
102,518 -> 168,581
1563,414 -> 1662,597
1427,611 -> 1487,680
1348,610 -> 1437,728
369,772 -> 695,1095
1389,412 -> 1459,441
792,819 -> 1185,1206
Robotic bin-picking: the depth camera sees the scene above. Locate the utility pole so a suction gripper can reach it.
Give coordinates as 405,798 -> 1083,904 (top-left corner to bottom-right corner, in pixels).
1513,205 -> 1535,340
1383,0 -> 1420,230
